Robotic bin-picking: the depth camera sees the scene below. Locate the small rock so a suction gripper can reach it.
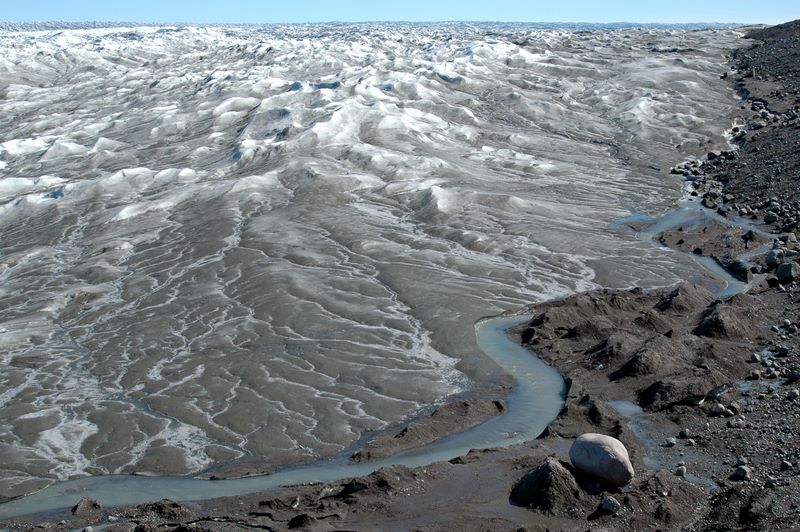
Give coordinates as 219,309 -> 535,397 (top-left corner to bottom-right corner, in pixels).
750,353 -> 762,363
663,437 -> 677,448
766,249 -> 784,268
780,460 -> 793,470
709,403 -> 726,415
678,429 -> 690,439
732,465 -> 752,481
766,476 -> 778,488
787,388 -> 799,400
601,494 -> 622,514
736,457 -> 748,466
84,528 -> 93,532
675,465 -> 687,477
687,438 -> 696,446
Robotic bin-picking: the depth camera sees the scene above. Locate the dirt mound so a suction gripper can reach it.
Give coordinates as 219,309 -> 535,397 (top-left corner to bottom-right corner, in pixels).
654,282 -> 714,314
509,457 -> 589,516
693,301 -> 760,340
610,335 -> 683,380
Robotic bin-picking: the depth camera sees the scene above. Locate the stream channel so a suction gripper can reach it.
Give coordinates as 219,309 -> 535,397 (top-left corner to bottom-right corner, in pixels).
0,193 -> 771,520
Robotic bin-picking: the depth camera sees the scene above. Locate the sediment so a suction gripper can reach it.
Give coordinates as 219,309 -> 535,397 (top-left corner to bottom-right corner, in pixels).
5,20 -> 800,532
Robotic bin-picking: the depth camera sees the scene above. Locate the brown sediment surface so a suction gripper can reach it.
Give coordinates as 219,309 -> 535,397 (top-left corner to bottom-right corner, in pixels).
5,19 -> 800,532
348,396 -> 509,464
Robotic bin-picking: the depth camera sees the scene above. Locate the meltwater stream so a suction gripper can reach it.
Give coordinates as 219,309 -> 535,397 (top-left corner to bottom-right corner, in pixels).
0,177 -> 772,519
0,315 -> 566,518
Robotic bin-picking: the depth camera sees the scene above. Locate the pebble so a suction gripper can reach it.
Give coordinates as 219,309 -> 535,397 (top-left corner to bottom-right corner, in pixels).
766,476 -> 778,488
664,437 -> 677,448
751,353 -> 762,363
787,388 -> 799,400
781,460 -> 793,470
710,403 -> 726,415
736,457 -> 748,466
601,494 -> 622,514
727,418 -> 747,429
678,429 -> 690,439
84,528 -> 93,532
676,465 -> 687,477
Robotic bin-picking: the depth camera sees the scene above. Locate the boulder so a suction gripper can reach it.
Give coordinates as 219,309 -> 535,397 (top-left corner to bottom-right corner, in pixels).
569,433 -> 634,487
776,261 -> 800,284
766,249 -> 785,268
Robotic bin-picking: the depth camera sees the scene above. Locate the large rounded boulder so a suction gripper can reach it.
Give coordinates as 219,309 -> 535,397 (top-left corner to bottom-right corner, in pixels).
569,433 -> 634,487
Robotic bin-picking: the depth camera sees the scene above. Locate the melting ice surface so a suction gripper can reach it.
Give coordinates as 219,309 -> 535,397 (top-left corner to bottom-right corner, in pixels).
0,22 -> 743,499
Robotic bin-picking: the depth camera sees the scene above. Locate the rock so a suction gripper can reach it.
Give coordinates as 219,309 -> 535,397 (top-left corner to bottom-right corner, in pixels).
664,437 -> 677,448
509,457 -> 585,513
676,465 -> 687,477
84,528 -> 94,532
732,465 -> 752,481
678,429 -> 690,439
727,259 -> 753,282
787,388 -> 799,400
709,402 -> 726,415
601,494 -> 622,514
776,261 -> 800,284
72,498 -> 102,521
780,460 -> 793,470
569,433 -> 634,487
765,212 -> 779,224
766,249 -> 784,268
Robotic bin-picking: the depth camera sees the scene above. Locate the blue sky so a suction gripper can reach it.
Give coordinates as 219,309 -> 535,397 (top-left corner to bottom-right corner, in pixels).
1,0 -> 796,24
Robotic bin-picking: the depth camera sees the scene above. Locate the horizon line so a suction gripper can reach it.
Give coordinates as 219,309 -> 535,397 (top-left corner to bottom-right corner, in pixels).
0,19 -> 760,26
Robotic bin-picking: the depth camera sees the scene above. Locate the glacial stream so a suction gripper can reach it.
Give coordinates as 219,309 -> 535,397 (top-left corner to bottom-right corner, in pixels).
0,314 -> 566,518
0,188 -> 768,520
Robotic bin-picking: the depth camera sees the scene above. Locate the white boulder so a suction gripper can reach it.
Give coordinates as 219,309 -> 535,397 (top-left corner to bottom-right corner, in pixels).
569,433 -> 634,487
